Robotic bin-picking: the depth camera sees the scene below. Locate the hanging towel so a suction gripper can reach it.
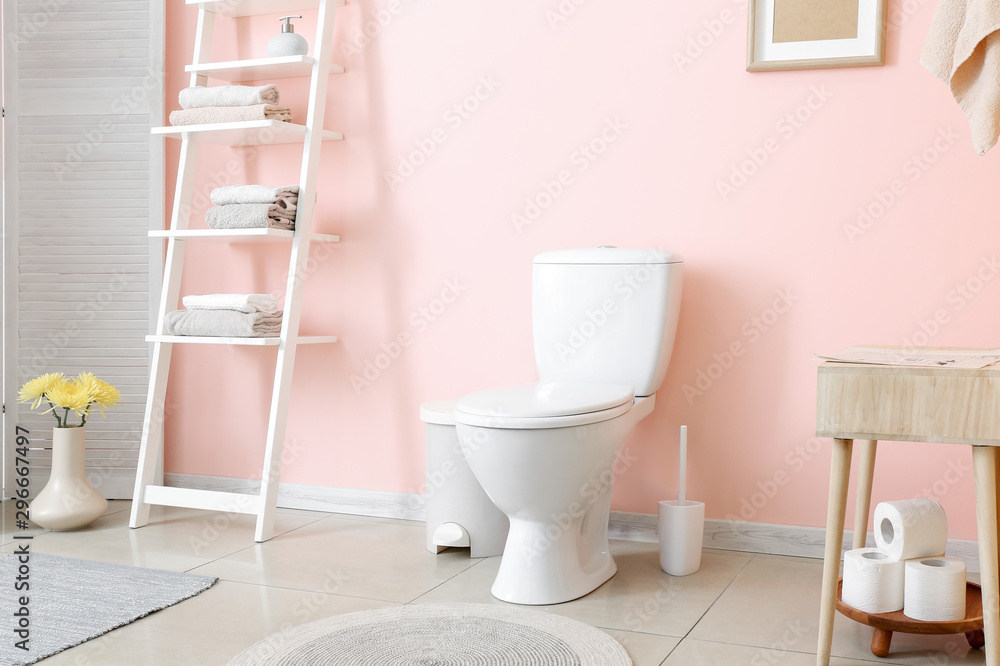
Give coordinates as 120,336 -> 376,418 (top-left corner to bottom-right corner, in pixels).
205,203 -> 296,231
169,105 -> 292,126
182,294 -> 280,315
164,309 -> 283,338
210,184 -> 299,207
921,0 -> 1000,154
179,84 -> 280,109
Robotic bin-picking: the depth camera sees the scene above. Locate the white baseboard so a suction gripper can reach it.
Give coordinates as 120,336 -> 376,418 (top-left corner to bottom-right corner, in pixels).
164,473 -> 982,573
606,511 -> 982,574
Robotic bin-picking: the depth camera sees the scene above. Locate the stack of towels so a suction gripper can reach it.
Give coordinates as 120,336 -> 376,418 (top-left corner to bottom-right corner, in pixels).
165,294 -> 282,338
206,185 -> 299,231
169,85 -> 292,126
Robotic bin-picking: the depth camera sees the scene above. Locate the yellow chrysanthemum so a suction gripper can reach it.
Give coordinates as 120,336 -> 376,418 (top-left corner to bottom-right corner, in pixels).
18,373 -> 66,409
44,380 -> 91,416
76,372 -> 121,416
19,371 -> 121,426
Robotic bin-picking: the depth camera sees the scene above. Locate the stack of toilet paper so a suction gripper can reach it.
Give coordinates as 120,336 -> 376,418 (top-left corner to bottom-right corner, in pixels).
842,498 -> 966,621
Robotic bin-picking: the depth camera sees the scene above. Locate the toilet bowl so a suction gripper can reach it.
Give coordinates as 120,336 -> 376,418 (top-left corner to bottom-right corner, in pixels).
454,248 -> 684,605
456,382 -> 656,604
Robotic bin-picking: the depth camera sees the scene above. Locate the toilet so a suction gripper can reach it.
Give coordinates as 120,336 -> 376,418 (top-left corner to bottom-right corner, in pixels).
453,247 -> 683,605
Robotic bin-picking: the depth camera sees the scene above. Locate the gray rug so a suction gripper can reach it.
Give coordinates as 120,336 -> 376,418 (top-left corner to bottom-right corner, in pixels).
0,552 -> 217,665
228,602 -> 631,665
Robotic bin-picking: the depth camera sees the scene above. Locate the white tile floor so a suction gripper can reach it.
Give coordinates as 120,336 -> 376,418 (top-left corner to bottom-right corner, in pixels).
0,500 -> 988,665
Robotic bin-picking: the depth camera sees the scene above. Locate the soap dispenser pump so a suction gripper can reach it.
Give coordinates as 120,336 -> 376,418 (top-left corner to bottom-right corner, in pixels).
267,15 -> 308,57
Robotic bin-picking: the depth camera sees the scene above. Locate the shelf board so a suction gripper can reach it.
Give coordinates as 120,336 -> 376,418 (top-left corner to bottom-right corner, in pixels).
152,121 -> 343,146
148,335 -> 280,346
150,229 -> 340,243
186,56 -> 345,82
147,335 -> 338,346
297,336 -> 340,345
188,0 -> 345,18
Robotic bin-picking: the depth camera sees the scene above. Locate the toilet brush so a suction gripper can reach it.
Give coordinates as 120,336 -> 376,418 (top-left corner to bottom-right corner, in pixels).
658,425 -> 705,576
678,425 -> 687,505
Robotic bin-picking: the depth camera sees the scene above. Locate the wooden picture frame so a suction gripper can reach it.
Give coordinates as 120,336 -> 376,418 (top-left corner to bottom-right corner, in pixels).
747,0 -> 887,72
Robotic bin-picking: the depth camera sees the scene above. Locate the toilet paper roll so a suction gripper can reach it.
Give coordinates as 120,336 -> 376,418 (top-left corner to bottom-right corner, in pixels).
842,548 -> 905,614
873,499 -> 948,560
903,557 -> 967,621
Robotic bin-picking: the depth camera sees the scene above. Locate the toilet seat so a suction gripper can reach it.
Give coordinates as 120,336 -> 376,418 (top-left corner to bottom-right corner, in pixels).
454,381 -> 634,429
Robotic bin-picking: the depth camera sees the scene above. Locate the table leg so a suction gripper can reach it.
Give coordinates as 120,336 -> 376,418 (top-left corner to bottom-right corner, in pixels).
853,440 -> 877,550
994,449 -> 1000,577
871,628 -> 892,658
817,438 -> 853,666
974,445 -> 1000,666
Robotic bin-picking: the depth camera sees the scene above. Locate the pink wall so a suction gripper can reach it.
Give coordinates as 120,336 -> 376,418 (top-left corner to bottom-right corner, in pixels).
164,0 -> 1000,540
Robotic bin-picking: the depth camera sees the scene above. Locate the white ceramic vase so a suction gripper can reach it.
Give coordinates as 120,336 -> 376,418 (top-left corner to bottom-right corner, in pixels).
30,427 -> 107,530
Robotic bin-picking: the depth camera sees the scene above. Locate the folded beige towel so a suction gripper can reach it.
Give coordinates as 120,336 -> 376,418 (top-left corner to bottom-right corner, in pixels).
182,294 -> 280,315
169,105 -> 292,126
164,309 -> 283,338
205,203 -> 296,231
179,85 -> 279,109
210,185 -> 299,208
921,0 -> 1000,154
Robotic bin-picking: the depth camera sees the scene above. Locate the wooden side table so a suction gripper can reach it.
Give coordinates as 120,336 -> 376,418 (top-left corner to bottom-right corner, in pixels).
816,352 -> 1000,665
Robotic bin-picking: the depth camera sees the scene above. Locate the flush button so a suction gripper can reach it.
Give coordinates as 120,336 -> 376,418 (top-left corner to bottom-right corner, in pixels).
598,245 -> 617,249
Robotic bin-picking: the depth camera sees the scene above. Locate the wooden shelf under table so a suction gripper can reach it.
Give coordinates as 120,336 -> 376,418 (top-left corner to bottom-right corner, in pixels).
836,579 -> 984,657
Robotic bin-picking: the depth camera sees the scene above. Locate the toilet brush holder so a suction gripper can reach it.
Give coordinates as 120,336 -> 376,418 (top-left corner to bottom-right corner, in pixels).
658,500 -> 705,576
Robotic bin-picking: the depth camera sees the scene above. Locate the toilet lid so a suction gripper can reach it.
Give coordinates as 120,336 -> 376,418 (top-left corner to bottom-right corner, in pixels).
454,382 -> 634,429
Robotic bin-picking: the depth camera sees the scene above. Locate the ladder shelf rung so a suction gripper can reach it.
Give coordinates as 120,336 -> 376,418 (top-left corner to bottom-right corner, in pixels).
187,0 -> 345,18
298,336 -> 340,345
187,56 -> 345,82
143,485 -> 262,514
152,121 -> 343,146
146,335 -> 339,346
149,229 -> 340,243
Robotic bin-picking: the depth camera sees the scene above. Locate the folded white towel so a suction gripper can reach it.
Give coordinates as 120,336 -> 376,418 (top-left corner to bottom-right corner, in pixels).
179,85 -> 280,109
205,203 -> 296,231
921,0 -> 1000,154
210,185 -> 299,207
169,105 -> 292,126
182,294 -> 280,315
164,309 -> 283,338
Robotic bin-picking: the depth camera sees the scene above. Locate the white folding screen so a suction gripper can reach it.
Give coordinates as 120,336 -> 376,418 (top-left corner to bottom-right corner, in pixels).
3,0 -> 163,498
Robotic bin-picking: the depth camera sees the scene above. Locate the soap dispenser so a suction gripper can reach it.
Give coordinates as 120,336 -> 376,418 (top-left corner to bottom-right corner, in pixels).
267,15 -> 308,57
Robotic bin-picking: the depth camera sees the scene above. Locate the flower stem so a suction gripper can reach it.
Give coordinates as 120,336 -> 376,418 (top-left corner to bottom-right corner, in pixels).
48,401 -> 62,428
63,407 -> 70,427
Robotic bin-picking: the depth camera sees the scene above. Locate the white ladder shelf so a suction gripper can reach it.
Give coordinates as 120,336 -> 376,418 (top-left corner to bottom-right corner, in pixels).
130,0 -> 343,542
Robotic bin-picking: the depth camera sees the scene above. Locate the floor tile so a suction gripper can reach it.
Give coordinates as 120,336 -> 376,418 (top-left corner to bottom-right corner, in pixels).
324,512 -> 425,527
689,553 -> 987,665
0,496 -> 51,545
102,499 -> 132,516
2,500 -> 133,545
664,638 -> 883,665
605,629 -> 679,666
188,514 -> 481,603
39,580 -> 397,666
8,499 -> 982,666
412,540 -> 752,637
0,504 -> 322,572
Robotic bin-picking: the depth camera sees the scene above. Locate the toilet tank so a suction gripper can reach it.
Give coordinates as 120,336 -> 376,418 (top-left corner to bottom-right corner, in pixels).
532,248 -> 683,397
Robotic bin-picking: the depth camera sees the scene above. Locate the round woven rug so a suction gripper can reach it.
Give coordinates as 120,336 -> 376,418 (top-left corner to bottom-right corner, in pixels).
228,603 -> 631,665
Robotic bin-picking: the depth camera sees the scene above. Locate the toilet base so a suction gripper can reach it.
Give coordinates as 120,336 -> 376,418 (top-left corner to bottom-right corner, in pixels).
490,513 -> 618,605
